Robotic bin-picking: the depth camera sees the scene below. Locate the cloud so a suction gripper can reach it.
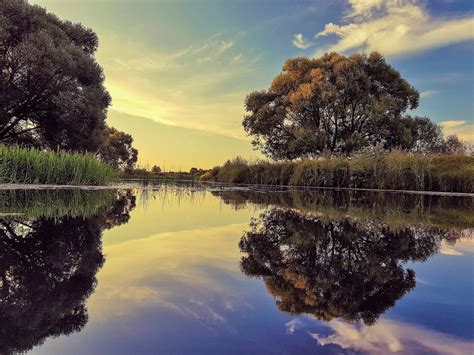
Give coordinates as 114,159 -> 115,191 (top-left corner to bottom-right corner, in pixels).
315,0 -> 474,57
440,120 -> 474,142
292,33 -> 313,49
346,0 -> 384,19
311,319 -> 474,354
420,90 -> 439,98
96,31 -> 263,140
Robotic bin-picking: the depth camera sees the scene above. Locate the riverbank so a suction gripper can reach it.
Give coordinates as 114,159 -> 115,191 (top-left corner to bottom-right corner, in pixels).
0,145 -> 117,185
200,153 -> 474,193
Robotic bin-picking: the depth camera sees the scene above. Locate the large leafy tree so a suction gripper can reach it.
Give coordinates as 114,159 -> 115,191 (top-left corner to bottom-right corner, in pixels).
0,1 -> 140,169
243,52 -> 421,159
0,0 -> 110,150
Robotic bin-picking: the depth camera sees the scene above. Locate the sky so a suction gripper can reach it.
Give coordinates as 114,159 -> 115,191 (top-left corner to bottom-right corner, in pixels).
31,0 -> 474,170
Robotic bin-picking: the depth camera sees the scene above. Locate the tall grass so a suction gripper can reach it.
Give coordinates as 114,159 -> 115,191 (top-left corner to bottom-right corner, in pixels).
0,145 -> 117,185
200,152 -> 474,193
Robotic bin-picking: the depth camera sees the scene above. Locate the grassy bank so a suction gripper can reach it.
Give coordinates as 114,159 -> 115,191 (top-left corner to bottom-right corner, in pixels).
200,153 -> 474,193
0,145 -> 117,185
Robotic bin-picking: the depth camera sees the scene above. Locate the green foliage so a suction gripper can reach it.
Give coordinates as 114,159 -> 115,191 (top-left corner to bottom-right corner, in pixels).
0,188 -> 116,218
0,1 -> 138,169
0,145 -> 117,185
0,0 -> 110,150
243,52 -> 421,159
98,126 -> 138,170
200,153 -> 474,193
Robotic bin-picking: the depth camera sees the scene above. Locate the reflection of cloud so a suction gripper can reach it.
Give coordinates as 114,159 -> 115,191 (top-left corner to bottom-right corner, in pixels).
440,121 -> 474,142
285,319 -> 303,334
89,222 -> 252,323
439,243 -> 463,256
440,236 -> 474,256
315,0 -> 474,57
311,319 -> 474,354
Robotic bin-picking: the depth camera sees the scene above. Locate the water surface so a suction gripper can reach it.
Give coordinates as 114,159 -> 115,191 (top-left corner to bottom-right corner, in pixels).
0,185 -> 472,354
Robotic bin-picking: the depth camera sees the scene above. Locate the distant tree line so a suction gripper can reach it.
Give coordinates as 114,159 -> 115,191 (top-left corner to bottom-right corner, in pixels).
244,52 -> 467,160
0,0 -> 137,170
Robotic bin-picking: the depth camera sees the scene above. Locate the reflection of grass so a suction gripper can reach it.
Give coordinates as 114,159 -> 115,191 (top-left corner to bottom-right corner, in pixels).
213,189 -> 474,230
0,189 -> 117,218
0,145 -> 117,185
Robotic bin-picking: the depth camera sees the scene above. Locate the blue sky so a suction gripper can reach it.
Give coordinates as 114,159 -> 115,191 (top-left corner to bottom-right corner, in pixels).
32,0 -> 474,168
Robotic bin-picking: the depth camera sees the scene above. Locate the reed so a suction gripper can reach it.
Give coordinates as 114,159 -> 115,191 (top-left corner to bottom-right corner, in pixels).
200,153 -> 474,193
0,145 -> 117,185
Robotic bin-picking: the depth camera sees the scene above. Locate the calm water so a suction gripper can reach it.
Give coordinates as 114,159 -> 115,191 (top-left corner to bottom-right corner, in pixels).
0,184 -> 473,354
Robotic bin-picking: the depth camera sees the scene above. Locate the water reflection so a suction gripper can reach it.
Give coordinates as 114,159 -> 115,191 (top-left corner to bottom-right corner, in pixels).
239,207 -> 464,326
0,190 -> 135,354
0,185 -> 472,354
212,188 -> 473,229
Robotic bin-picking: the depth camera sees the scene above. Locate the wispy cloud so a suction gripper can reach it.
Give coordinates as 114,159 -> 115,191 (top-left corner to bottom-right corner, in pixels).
98,32 -> 262,139
315,0 -> 474,57
440,120 -> 474,142
420,90 -> 439,98
292,33 -> 313,49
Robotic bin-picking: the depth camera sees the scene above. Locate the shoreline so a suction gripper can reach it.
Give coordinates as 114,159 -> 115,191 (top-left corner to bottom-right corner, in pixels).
1,181 -> 473,197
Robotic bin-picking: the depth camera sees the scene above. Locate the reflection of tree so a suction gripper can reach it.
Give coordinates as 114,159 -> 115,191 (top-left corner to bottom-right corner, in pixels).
213,189 -> 473,230
0,190 -> 135,354
240,208 -> 459,325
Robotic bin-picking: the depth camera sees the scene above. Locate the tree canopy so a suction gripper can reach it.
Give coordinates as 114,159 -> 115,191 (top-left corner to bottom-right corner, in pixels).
243,52 -> 463,159
98,127 -> 138,171
0,0 -> 138,169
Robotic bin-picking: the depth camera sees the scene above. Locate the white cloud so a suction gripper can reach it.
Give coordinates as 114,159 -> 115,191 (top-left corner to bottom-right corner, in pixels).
315,0 -> 474,57
346,0 -> 384,19
440,120 -> 474,142
231,54 -> 243,64
215,40 -> 235,56
292,33 -> 313,49
420,90 -> 439,98
311,319 -> 473,354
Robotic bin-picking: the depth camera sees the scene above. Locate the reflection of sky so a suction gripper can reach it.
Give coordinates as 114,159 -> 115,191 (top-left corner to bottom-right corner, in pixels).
32,191 -> 474,354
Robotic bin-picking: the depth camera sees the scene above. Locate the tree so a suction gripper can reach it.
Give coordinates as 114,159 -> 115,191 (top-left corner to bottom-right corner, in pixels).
151,165 -> 162,174
243,52 -> 420,159
0,0 -> 110,151
98,126 -> 138,170
443,135 -> 467,155
240,208 -> 458,325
